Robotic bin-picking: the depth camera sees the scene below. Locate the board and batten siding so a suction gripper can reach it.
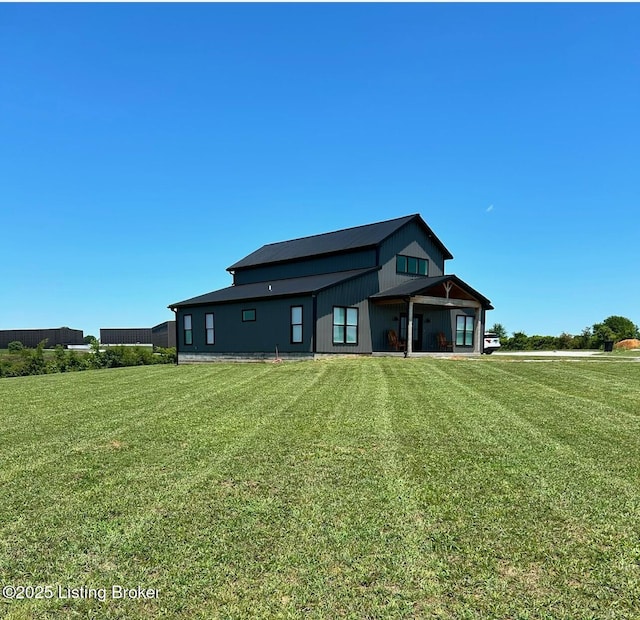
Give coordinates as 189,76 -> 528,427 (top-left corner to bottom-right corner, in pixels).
377,220 -> 447,292
232,248 -> 377,285
176,296 -> 313,355
315,270 -> 380,354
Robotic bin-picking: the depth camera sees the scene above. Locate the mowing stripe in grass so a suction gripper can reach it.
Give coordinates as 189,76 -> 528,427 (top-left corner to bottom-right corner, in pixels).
1,358 -> 639,618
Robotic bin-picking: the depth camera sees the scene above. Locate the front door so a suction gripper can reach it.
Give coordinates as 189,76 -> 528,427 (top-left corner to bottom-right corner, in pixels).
400,313 -> 423,352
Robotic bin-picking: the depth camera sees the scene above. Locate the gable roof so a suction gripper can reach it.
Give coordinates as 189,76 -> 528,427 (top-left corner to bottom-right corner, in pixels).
227,213 -> 453,271
370,274 -> 494,309
170,268 -> 377,308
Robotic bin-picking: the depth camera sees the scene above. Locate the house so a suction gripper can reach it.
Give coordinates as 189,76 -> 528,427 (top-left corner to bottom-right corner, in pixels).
169,214 -> 493,361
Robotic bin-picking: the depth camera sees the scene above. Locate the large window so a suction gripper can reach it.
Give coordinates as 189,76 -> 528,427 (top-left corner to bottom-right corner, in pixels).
205,313 -> 215,345
396,254 -> 428,276
291,306 -> 303,344
242,309 -> 256,322
183,314 -> 193,346
333,307 -> 358,345
456,315 -> 474,347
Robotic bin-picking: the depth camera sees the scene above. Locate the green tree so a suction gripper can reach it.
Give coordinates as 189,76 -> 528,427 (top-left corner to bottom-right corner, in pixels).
489,323 -> 508,340
83,335 -> 98,345
592,324 -> 616,347
508,331 -> 529,350
577,327 -> 595,349
7,341 -> 23,352
602,316 -> 638,340
592,316 -> 639,346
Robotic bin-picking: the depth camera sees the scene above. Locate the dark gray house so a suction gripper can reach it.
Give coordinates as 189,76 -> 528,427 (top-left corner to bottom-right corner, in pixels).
169,214 -> 493,361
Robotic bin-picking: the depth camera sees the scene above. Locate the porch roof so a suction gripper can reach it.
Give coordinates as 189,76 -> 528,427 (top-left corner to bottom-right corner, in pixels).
370,274 -> 494,310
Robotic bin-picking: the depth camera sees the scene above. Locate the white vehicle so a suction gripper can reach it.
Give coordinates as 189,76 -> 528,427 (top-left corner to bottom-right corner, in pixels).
483,332 -> 501,354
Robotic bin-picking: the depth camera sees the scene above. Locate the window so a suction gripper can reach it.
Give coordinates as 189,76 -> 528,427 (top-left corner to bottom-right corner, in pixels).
291,306 -> 303,344
242,309 -> 256,322
333,307 -> 358,345
183,314 -> 193,346
205,313 -> 215,345
456,315 -> 474,347
396,254 -> 428,276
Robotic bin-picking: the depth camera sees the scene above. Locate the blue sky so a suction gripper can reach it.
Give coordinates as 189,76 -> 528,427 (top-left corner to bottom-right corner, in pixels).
1,3 -> 638,339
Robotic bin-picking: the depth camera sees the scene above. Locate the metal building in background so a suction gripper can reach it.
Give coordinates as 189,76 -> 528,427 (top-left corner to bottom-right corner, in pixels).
151,321 -> 176,348
100,328 -> 153,346
0,328 -> 84,349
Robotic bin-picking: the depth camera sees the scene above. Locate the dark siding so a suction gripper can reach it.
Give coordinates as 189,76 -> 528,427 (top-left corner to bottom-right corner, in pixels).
232,249 -> 377,285
425,311 -> 454,350
0,328 -> 84,349
450,307 -> 477,352
151,321 -> 176,348
370,303 -> 487,352
100,329 -> 153,345
370,305 -> 460,352
370,302 -> 406,352
377,220 -> 447,292
315,271 -> 380,354
176,295 -> 313,354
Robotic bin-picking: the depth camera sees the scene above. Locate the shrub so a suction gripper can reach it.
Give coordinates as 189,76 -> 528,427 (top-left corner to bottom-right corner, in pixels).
155,347 -> 177,364
26,340 -> 48,375
2,341 -> 173,380
66,350 -> 89,371
51,345 -> 68,373
7,341 -> 24,352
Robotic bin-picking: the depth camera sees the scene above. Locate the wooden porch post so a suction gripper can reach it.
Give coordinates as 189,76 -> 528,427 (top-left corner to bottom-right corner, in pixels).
407,298 -> 414,357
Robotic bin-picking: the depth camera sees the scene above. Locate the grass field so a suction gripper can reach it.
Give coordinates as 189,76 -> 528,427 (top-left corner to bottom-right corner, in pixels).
1,358 -> 639,619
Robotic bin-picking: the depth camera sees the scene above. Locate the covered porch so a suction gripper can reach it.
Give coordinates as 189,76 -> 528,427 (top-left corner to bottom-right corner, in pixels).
369,275 -> 494,356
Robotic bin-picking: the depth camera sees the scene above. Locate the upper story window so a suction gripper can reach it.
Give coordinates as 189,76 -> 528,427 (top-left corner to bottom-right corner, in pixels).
242,309 -> 256,322
396,254 -> 428,276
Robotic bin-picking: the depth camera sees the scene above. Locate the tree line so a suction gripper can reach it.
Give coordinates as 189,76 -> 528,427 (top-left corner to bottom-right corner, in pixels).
491,315 -> 639,351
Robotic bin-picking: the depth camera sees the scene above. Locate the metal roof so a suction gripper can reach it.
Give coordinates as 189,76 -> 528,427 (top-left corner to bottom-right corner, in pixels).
370,275 -> 493,309
227,213 -> 453,271
170,268 -> 378,308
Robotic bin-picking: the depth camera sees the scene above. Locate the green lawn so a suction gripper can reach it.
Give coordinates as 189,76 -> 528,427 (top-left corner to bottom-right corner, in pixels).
1,358 -> 639,619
